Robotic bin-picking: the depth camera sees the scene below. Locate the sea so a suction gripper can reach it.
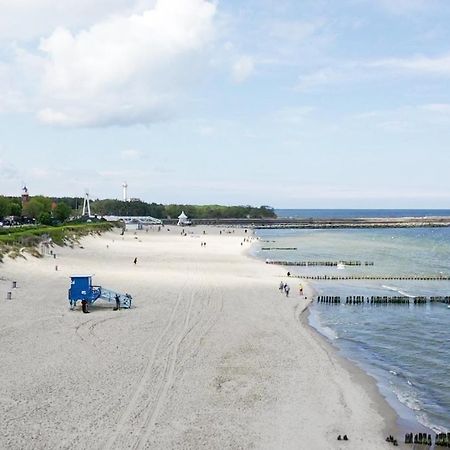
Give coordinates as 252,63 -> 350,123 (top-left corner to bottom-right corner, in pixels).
253,210 -> 450,433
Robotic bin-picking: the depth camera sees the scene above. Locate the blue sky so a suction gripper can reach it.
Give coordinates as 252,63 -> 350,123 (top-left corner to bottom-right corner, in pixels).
1,0 -> 450,208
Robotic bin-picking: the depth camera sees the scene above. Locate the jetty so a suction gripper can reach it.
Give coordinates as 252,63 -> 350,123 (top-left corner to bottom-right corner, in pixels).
162,216 -> 450,229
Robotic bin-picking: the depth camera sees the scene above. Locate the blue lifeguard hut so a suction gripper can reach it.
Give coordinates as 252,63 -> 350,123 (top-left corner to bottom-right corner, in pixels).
68,275 -> 132,309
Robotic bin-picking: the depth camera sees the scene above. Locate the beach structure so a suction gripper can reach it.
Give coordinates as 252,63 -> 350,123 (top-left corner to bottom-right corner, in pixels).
177,211 -> 192,226
21,185 -> 29,205
68,275 -> 132,309
82,191 -> 92,217
122,182 -> 128,202
104,215 -> 162,226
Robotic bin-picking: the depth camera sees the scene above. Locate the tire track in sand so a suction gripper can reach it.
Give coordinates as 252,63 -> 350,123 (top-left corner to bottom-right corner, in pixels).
103,286 -> 185,450
132,287 -> 195,450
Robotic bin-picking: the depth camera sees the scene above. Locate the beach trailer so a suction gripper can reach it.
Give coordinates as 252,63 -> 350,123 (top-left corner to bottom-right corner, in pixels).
68,275 -> 132,309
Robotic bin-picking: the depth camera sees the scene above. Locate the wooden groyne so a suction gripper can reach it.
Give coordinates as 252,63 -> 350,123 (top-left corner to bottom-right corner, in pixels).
402,431 -> 450,446
316,295 -> 450,305
162,216 -> 450,229
292,275 -> 450,281
266,260 -> 374,267
261,247 -> 298,251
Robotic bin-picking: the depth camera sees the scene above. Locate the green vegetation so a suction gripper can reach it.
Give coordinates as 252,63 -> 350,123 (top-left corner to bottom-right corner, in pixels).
90,199 -> 276,219
2,194 -> 275,221
0,222 -> 115,261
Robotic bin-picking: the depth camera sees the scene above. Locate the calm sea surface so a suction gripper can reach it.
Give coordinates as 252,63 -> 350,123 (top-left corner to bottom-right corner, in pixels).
252,224 -> 450,433
275,208 -> 450,219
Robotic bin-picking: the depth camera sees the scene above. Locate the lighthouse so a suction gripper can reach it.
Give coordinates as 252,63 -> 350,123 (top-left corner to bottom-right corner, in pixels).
21,185 -> 30,205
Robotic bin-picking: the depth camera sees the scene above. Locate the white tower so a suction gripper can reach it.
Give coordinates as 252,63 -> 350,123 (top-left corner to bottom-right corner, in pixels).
122,182 -> 128,202
82,190 -> 91,217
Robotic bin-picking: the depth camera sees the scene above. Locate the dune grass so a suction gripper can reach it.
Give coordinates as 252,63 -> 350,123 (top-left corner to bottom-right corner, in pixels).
0,222 -> 115,261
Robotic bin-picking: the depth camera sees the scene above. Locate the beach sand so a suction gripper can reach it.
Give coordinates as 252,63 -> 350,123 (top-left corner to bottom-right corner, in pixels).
0,226 -> 399,449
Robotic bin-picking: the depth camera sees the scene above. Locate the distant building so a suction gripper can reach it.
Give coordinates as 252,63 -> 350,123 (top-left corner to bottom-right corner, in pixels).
177,211 -> 192,226
21,185 -> 30,205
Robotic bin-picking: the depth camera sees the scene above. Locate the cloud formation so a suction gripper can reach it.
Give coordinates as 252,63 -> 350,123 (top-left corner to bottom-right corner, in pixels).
2,0 -> 216,127
231,56 -> 255,83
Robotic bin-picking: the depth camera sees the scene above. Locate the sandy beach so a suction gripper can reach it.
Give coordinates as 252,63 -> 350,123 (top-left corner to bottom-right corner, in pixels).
0,226 -> 399,449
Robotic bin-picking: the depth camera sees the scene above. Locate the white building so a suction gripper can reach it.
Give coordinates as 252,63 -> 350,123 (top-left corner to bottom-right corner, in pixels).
177,211 -> 192,226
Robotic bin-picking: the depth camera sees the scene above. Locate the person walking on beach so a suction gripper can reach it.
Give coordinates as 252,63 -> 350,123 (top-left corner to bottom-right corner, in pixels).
81,299 -> 90,313
279,281 -> 284,292
284,284 -> 290,297
134,257 -> 137,265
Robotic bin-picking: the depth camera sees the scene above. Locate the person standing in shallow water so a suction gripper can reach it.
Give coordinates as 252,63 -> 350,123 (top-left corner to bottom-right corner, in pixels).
134,257 -> 137,265
115,294 -> 121,311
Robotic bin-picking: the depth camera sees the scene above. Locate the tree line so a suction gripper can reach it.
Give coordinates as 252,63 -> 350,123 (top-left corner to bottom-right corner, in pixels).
90,199 -> 276,219
0,196 -> 72,225
0,195 -> 276,224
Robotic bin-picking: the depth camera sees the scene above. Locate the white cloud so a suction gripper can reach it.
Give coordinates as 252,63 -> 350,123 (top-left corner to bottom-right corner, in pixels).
121,149 -> 143,160
0,0 -> 140,42
231,56 -> 255,83
2,0 -> 216,127
295,52 -> 450,92
269,19 -> 325,43
422,103 -> 450,113
370,54 -> 450,75
373,0 -> 431,15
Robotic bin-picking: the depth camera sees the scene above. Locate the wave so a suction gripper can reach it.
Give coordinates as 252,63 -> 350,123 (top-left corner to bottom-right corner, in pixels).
382,285 -> 415,298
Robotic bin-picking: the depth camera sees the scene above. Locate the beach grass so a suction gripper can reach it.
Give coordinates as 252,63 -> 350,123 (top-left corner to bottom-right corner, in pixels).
0,222 -> 115,260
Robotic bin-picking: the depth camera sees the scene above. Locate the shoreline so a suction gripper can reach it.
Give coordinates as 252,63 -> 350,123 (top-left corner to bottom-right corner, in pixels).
0,225 -> 407,448
249,231 -> 441,442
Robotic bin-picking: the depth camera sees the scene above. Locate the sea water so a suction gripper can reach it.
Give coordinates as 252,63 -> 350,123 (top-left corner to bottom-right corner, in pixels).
253,226 -> 450,432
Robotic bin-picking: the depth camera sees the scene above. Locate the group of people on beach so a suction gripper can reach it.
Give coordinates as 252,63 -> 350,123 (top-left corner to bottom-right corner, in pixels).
278,280 -> 304,298
279,281 -> 290,297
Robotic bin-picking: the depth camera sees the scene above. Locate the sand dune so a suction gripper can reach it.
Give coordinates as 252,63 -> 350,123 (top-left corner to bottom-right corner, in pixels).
0,226 -> 396,449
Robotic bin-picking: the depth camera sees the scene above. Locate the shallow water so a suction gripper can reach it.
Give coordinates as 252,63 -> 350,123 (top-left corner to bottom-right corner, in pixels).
253,227 -> 450,432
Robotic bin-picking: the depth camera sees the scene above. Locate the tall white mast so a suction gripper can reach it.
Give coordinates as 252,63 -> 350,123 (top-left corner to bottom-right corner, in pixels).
122,182 -> 128,202
82,190 -> 91,217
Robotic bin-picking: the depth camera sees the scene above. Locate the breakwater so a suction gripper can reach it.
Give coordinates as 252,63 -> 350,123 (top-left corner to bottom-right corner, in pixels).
266,260 -> 374,266
316,295 -> 450,305
291,275 -> 450,281
261,247 -> 297,251
163,216 -> 450,229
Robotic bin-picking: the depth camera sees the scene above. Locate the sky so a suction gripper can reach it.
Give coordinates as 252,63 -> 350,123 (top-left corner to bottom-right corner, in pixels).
1,0 -> 450,208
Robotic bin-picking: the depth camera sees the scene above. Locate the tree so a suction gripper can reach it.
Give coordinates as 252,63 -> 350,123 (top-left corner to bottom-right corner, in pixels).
54,202 -> 72,223
38,212 -> 53,225
22,197 -> 52,219
9,201 -> 22,217
0,196 -> 11,218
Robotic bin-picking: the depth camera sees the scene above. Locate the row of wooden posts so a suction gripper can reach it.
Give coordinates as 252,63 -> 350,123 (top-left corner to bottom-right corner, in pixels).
316,295 -> 450,305
261,247 -> 298,251
266,260 -> 374,266
4,281 -> 17,300
292,275 -> 450,281
404,432 -> 450,446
